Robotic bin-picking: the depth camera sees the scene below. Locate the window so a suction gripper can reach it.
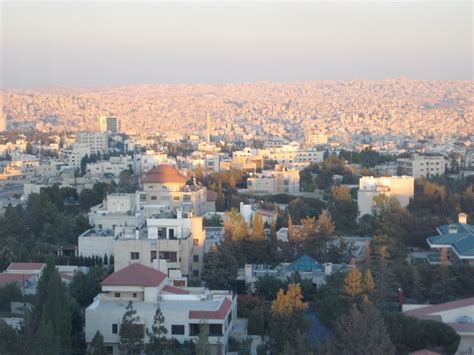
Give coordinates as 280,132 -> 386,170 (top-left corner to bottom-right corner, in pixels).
159,251 -> 177,262
140,194 -> 146,202
183,194 -> 191,202
193,238 -> 199,246
189,323 -> 200,336
169,229 -> 175,239
133,293 -> 137,298
193,270 -> 199,278
173,196 -> 180,201
171,325 -> 185,335
227,310 -> 232,326
131,252 -> 140,260
193,255 -> 199,263
112,324 -> 118,334
209,324 -> 223,336
151,196 -> 157,201
114,293 -> 120,298
150,250 -> 157,262
106,346 -> 113,355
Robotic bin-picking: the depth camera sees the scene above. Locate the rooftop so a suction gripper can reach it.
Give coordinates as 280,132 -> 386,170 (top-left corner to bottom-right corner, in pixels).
101,264 -> 167,287
7,262 -> 45,271
142,164 -> 188,184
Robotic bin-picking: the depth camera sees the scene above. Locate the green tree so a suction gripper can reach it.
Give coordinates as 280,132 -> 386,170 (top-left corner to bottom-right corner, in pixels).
270,284 -> 308,354
0,282 -> 22,311
38,263 -> 72,351
34,319 -> 60,355
195,321 -> 210,355
202,245 -> 238,290
146,305 -> 168,355
254,276 -> 288,302
248,307 -> 265,337
119,301 -> 144,355
329,186 -> 358,232
384,312 -> 460,355
0,318 -> 24,354
89,331 -> 108,355
334,303 -> 395,355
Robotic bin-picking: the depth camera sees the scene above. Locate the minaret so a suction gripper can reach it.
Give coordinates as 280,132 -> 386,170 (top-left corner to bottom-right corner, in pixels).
206,111 -> 211,144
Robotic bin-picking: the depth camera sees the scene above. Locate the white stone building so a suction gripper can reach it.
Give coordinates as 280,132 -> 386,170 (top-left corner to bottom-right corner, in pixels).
397,154 -> 446,178
357,175 -> 414,216
85,263 -> 237,355
76,132 -> 109,155
246,165 -> 300,194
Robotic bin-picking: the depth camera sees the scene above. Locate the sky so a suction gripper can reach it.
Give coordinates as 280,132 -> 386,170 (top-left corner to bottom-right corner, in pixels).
1,1 -> 472,89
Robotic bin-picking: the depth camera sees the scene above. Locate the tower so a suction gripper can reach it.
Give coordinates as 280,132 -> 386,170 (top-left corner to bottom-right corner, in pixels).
99,115 -> 119,133
206,111 -> 211,144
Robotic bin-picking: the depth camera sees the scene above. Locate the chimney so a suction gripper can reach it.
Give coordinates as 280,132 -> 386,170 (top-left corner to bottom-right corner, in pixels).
324,263 -> 332,276
459,213 -> 467,225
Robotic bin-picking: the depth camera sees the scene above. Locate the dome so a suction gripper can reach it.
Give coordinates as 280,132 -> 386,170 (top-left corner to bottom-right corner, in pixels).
142,164 -> 188,184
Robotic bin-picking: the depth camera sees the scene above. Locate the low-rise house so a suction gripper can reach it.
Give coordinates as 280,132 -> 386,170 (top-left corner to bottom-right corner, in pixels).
427,213 -> 474,265
85,263 -> 237,355
403,297 -> 474,355
238,255 -> 351,290
0,263 -> 45,295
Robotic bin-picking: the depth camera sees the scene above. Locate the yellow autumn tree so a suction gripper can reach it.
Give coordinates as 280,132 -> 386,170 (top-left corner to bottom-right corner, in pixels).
344,266 -> 363,298
223,208 -> 247,242
363,240 -> 371,266
298,216 -> 317,240
287,215 -> 295,244
362,269 -> 375,294
318,209 -> 335,239
251,212 -> 265,240
271,284 -> 308,317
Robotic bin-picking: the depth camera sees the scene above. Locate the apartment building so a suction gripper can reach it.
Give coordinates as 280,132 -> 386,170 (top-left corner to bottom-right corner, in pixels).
61,143 -> 91,169
85,263 -> 237,355
259,144 -> 324,168
357,175 -> 414,216
177,151 -> 221,173
133,150 -> 171,176
138,164 -> 212,216
113,209 -> 206,279
305,131 -> 328,146
76,131 -> 109,155
86,155 -> 132,177
246,165 -> 300,194
397,154 -> 446,178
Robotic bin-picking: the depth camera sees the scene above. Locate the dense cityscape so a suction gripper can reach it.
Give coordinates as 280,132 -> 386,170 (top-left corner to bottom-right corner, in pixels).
1,1 -> 473,355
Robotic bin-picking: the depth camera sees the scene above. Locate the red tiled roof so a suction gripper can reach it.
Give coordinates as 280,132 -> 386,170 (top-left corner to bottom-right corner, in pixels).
7,262 -> 45,271
101,264 -> 167,287
206,190 -> 218,202
0,273 -> 35,286
189,297 -> 232,320
162,285 -> 191,295
142,165 -> 187,184
404,297 -> 474,318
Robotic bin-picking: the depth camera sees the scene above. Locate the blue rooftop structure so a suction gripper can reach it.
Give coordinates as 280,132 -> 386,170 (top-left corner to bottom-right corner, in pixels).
427,220 -> 474,262
289,255 -> 323,272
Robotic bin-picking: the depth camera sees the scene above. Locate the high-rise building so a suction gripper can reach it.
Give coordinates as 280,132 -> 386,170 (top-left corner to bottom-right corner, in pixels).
99,115 -> 119,133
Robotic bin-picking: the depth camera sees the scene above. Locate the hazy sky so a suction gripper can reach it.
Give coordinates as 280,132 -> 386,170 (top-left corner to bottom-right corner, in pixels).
1,1 -> 472,89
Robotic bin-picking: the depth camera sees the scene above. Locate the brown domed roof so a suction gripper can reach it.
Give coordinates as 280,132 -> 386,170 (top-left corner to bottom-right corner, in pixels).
142,164 -> 188,184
